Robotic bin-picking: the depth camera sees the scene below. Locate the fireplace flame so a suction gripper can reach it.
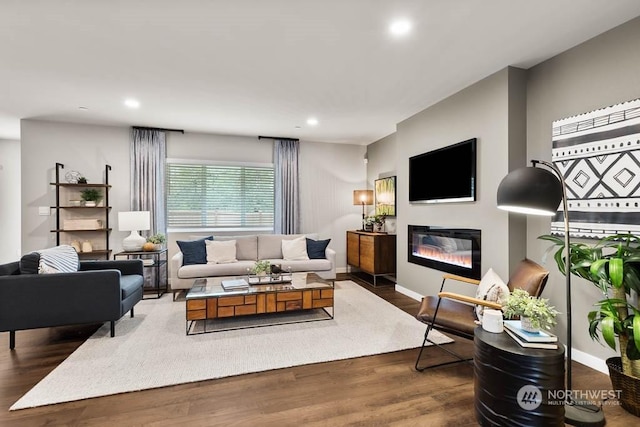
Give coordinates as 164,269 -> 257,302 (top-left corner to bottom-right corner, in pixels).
413,245 -> 472,269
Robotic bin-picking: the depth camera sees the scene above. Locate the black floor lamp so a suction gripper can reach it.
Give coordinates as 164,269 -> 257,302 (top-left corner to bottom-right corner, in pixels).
497,160 -> 605,427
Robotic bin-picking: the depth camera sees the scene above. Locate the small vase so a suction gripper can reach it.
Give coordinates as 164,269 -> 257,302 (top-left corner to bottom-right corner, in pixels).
84,201 -> 96,207
374,223 -> 384,233
520,316 -> 539,333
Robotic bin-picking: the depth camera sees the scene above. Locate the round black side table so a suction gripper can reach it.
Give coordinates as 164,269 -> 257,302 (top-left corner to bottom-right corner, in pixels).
474,327 -> 565,426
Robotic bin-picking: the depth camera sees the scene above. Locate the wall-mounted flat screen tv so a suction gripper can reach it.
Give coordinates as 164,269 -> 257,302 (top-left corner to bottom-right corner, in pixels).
409,138 -> 477,203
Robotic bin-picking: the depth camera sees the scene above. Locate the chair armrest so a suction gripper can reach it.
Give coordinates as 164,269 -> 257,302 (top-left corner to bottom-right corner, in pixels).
442,273 -> 481,286
438,291 -> 502,310
80,260 -> 144,276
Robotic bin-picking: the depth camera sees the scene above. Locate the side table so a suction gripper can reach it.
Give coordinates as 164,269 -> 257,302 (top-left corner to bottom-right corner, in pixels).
114,249 -> 168,299
474,327 -> 565,426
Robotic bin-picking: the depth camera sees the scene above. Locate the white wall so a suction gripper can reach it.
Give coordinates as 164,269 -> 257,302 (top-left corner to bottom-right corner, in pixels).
166,132 -> 365,272
20,120 -> 131,254
0,139 -> 21,262
367,133 -> 397,234
19,124 -> 366,275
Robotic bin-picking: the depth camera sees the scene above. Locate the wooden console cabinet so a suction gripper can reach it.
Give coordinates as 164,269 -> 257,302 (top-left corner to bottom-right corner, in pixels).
346,231 -> 396,286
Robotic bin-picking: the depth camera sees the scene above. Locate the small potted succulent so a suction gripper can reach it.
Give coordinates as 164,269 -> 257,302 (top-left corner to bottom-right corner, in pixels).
365,214 -> 386,232
80,189 -> 102,207
502,288 -> 559,332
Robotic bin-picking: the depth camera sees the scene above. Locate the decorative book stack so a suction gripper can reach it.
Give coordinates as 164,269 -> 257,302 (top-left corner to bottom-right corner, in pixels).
504,320 -> 558,350
221,278 -> 249,290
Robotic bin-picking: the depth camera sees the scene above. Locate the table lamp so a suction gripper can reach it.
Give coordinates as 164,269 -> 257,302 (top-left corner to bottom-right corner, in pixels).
118,211 -> 151,251
353,190 -> 373,231
497,160 -> 605,427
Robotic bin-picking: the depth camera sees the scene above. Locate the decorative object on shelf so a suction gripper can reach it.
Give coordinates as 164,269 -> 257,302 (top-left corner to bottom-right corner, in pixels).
80,188 -> 102,207
145,233 -> 166,251
353,189 -> 373,231
69,200 -> 82,206
70,241 -> 81,253
77,176 -> 87,184
81,240 -> 93,253
364,214 -> 386,233
118,211 -> 151,251
374,176 -> 396,216
502,289 -> 558,333
64,170 -> 82,184
497,159 -> 606,426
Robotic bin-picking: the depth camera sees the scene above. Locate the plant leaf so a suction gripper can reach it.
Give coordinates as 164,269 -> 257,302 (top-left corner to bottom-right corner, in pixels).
600,316 -> 617,350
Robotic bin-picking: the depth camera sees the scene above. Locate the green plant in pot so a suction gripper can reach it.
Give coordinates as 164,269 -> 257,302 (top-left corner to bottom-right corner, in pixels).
502,288 -> 559,332
540,233 -> 640,380
250,260 -> 271,276
80,188 -> 102,206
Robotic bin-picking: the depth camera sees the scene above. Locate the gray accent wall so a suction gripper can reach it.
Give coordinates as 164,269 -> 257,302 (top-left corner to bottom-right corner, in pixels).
367,16 -> 640,369
390,67 -> 527,297
526,16 -> 640,364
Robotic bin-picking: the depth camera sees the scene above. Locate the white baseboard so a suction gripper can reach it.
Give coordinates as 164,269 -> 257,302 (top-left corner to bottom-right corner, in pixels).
395,284 -> 422,302
571,347 -> 609,375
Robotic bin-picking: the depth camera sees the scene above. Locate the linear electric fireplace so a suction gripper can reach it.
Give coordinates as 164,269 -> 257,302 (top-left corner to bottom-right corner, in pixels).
408,225 -> 481,279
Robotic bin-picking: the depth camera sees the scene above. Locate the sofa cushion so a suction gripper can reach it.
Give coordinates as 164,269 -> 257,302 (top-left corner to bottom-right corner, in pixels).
267,258 -> 331,273
178,261 -> 256,279
258,234 -> 305,260
206,239 -> 238,264
214,235 -> 258,261
177,236 -> 213,265
282,236 -> 310,261
306,238 -> 331,259
120,274 -> 144,299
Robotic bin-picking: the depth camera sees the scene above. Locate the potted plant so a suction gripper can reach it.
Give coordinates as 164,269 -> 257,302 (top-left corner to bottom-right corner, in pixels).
250,260 -> 271,276
143,233 -> 166,251
541,233 -> 640,415
502,288 -> 559,332
80,189 -> 102,207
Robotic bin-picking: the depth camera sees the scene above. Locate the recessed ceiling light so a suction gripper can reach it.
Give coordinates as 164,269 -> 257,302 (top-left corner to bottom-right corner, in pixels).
389,20 -> 411,36
124,98 -> 140,109
307,117 -> 318,126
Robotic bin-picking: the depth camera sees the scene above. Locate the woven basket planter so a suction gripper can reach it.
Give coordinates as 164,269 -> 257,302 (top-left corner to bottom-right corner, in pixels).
607,357 -> 640,417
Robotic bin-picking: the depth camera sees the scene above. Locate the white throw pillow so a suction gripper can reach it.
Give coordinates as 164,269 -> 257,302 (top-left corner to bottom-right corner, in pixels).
475,268 -> 509,322
205,239 -> 238,264
282,236 -> 309,261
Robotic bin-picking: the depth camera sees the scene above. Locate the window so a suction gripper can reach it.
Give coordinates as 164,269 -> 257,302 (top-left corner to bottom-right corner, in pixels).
166,161 -> 274,230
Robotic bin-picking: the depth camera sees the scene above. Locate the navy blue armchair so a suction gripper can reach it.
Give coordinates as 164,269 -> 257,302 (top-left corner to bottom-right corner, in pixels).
0,259 -> 144,349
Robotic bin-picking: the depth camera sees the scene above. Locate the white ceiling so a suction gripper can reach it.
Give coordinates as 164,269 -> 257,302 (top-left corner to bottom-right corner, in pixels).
2,1 -> 640,144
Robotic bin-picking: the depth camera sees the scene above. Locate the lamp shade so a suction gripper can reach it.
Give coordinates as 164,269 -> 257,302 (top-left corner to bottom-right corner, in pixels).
353,190 -> 373,206
496,167 -> 562,216
118,211 -> 151,231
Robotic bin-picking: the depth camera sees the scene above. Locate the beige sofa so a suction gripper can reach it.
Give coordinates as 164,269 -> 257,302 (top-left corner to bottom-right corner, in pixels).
170,233 -> 336,294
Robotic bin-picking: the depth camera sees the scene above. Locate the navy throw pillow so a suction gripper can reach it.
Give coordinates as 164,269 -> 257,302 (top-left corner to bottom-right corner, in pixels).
177,236 -> 213,265
19,252 -> 40,274
306,238 -> 331,259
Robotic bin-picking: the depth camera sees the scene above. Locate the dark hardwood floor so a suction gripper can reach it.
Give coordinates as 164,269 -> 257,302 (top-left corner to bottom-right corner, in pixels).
0,274 -> 635,426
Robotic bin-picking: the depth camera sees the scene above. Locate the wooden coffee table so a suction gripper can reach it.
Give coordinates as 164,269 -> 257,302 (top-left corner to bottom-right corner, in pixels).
185,273 -> 334,335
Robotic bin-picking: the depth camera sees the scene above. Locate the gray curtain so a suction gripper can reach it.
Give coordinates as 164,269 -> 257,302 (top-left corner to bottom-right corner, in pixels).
130,128 -> 166,238
274,139 -> 300,234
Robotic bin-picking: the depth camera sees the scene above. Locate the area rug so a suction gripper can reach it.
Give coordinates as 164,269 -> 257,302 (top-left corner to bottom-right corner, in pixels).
11,281 -> 452,410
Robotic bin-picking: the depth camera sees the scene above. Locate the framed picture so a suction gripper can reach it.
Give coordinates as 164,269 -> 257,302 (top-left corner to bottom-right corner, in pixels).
374,176 -> 396,216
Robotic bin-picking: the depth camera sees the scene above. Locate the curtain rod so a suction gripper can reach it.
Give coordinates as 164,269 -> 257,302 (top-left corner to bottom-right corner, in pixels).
258,135 -> 299,142
132,126 -> 185,134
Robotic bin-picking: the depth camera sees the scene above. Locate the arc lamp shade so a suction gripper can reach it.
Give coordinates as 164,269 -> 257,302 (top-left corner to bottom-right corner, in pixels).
496,167 -> 563,216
